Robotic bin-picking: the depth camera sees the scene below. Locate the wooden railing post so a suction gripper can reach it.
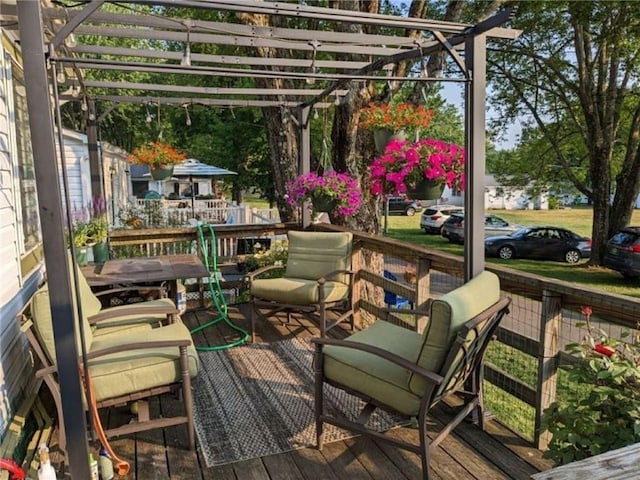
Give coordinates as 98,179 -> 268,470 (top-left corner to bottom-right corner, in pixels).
415,256 -> 431,333
535,289 -> 562,450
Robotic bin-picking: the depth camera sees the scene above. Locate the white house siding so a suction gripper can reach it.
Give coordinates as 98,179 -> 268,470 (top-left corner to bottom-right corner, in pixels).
57,129 -> 91,216
0,35 -> 42,443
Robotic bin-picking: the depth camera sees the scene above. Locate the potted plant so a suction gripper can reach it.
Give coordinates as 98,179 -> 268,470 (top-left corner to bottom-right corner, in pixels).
286,171 -> 362,219
369,137 -> 465,200
88,196 -> 109,263
127,141 -> 186,180
358,102 -> 434,152
72,221 -> 94,266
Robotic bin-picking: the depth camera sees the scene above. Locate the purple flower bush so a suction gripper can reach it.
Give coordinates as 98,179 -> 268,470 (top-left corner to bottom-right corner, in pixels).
369,137 -> 465,196
286,171 -> 362,217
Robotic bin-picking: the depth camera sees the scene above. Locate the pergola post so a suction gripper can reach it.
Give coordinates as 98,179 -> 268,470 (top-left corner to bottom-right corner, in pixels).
300,105 -> 312,227
16,2 -> 91,478
463,33 -> 487,281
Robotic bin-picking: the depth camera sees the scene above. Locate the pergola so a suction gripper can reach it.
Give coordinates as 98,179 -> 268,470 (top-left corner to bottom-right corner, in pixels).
7,1 -> 520,476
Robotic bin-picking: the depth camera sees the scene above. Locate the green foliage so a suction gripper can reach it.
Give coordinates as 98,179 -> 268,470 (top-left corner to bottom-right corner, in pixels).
542,318 -> 640,465
238,239 -> 288,274
72,221 -> 93,247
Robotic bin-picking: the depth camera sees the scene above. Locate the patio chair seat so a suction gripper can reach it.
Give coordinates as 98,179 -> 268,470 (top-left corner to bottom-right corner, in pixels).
250,278 -> 349,305
88,322 -> 199,401
324,320 -> 424,415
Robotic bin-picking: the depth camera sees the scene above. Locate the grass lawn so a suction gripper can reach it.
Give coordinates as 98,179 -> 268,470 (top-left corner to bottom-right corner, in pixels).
384,206 -> 640,298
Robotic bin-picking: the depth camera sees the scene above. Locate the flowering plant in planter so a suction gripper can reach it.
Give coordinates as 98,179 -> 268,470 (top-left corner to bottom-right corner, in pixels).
541,305 -> 640,465
127,141 -> 186,167
358,102 -> 434,131
286,171 -> 362,217
369,138 -> 465,196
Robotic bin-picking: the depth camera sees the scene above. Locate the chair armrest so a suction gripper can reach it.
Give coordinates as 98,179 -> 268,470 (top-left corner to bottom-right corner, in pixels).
34,339 -> 192,378
244,264 -> 286,282
88,304 -> 179,325
317,269 -> 354,284
87,339 -> 192,359
312,337 -> 443,385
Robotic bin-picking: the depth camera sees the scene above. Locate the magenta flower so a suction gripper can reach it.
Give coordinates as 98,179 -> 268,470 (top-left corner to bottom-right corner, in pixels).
368,137 -> 465,196
286,171 -> 362,217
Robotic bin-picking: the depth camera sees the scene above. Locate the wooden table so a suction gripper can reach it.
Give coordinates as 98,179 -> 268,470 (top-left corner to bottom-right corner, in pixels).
530,443 -> 640,479
81,254 -> 210,304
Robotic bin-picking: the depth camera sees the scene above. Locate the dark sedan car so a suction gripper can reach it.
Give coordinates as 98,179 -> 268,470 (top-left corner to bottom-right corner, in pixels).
386,196 -> 423,216
604,227 -> 640,278
484,226 -> 591,264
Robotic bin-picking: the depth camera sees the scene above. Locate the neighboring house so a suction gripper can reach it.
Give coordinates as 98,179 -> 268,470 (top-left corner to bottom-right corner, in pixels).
438,175 -> 549,210
484,174 -> 549,210
130,165 -> 217,199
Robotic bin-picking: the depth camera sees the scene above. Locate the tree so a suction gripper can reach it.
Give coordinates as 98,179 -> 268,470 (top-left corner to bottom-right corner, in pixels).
489,1 -> 640,264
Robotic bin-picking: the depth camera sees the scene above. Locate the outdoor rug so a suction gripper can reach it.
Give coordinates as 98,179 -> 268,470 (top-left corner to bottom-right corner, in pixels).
193,336 -> 410,467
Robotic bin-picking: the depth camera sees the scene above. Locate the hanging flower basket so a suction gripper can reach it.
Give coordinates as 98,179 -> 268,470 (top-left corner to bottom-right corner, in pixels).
310,194 -> 339,214
149,164 -> 175,181
406,179 -> 444,200
369,138 -> 465,197
286,171 -> 362,218
127,142 -> 186,180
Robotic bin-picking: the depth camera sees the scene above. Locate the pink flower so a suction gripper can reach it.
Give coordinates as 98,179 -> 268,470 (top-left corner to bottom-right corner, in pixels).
368,137 -> 465,196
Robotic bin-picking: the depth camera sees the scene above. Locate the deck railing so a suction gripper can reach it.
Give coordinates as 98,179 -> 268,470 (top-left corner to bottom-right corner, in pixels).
132,199 -> 280,226
106,223 -> 640,450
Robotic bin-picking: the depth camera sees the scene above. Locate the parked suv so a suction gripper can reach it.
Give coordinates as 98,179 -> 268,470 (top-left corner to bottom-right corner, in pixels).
386,196 -> 423,216
420,205 -> 464,234
604,227 -> 640,279
441,212 -> 520,244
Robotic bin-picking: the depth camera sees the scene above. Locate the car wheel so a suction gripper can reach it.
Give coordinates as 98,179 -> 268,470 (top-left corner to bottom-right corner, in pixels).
498,246 -> 514,260
405,207 -> 416,216
565,249 -> 581,264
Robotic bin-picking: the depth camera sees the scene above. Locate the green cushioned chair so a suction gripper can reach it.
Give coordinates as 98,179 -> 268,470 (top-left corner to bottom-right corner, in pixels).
26,284 -> 199,453
246,231 -> 354,342
312,271 -> 511,480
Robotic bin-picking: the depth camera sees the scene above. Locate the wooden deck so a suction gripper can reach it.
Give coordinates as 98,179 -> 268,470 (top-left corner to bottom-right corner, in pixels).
46,302 -> 552,480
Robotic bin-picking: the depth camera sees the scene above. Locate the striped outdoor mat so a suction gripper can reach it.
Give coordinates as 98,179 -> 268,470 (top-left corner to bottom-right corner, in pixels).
193,336 -> 409,467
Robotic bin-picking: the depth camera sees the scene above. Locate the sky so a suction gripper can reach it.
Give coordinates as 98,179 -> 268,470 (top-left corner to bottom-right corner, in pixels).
440,82 -> 521,150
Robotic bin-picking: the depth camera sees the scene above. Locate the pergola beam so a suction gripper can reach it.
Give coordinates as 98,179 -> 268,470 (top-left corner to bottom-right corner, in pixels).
82,81 -> 349,97
55,57 -> 466,84
76,95 -> 334,109
50,9 -> 427,47
72,25 -> 409,57
70,45 -> 378,70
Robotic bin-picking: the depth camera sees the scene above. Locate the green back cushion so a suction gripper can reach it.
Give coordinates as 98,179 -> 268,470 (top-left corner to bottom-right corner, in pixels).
31,285 -> 93,365
409,271 -> 500,394
285,231 -> 353,284
67,252 -> 102,318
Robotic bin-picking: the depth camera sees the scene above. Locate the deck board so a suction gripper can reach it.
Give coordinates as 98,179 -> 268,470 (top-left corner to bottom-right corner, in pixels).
46,302 -> 549,479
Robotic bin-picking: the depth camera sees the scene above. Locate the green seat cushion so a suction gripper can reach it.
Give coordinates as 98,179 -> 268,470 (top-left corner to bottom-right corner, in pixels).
409,271 -> 500,395
92,322 -> 154,339
88,321 -> 199,402
323,321 -> 424,416
252,278 -> 349,305
285,231 -> 352,284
